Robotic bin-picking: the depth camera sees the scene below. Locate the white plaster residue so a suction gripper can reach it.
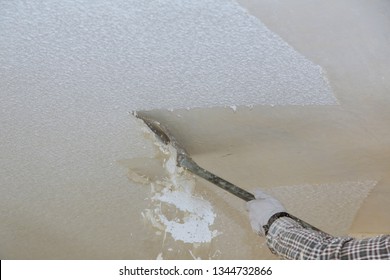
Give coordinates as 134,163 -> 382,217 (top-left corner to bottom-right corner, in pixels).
156,252 -> 164,260
138,129 -> 219,244
154,186 -> 217,243
229,105 -> 238,112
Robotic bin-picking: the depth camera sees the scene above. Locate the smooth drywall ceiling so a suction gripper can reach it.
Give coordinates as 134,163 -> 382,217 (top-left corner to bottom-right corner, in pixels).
266,181 -> 377,236
0,0 -> 336,112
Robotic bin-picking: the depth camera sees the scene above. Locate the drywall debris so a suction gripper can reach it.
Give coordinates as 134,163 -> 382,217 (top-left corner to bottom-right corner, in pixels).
148,145 -> 219,243
129,122 -> 219,244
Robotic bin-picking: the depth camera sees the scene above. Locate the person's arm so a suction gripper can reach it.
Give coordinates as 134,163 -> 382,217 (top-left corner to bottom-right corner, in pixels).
247,189 -> 390,260
267,216 -> 390,259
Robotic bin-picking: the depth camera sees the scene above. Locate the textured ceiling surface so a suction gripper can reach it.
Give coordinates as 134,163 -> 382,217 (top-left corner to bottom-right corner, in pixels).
0,0 -> 335,110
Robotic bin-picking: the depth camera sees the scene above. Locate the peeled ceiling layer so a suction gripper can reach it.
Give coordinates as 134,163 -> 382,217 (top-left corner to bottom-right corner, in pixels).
266,180 -> 377,236
0,0 -> 336,112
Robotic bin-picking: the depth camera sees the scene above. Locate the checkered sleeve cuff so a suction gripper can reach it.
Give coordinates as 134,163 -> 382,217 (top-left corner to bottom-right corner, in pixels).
266,217 -> 390,259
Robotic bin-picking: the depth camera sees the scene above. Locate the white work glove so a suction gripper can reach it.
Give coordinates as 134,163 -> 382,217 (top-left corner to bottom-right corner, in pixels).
246,189 -> 286,236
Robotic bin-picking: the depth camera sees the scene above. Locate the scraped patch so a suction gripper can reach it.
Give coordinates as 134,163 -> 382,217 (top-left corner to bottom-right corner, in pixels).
266,180 -> 377,235
130,118 -> 219,244
148,145 -> 219,243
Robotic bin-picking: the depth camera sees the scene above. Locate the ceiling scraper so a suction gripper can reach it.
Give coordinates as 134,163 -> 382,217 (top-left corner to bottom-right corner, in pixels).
134,111 -> 325,234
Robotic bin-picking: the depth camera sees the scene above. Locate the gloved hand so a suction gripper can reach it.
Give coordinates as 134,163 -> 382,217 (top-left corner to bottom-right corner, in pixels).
246,189 -> 286,236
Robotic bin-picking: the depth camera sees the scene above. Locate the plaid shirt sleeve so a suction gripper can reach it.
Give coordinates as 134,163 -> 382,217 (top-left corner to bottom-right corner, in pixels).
266,217 -> 390,259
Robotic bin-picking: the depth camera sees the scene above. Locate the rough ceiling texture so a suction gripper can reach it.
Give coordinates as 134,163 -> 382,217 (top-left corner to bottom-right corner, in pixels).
0,0 -> 335,110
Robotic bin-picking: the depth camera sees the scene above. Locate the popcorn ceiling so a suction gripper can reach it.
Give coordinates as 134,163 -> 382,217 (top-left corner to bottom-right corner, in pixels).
0,0 -> 336,112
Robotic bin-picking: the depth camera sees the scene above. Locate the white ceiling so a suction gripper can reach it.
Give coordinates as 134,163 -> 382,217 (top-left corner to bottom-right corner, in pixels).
0,0 -> 335,110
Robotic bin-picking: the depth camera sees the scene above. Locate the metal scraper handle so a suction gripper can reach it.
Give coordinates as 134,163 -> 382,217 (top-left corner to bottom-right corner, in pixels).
178,154 -> 325,233
178,154 -> 255,201
134,112 -> 325,234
